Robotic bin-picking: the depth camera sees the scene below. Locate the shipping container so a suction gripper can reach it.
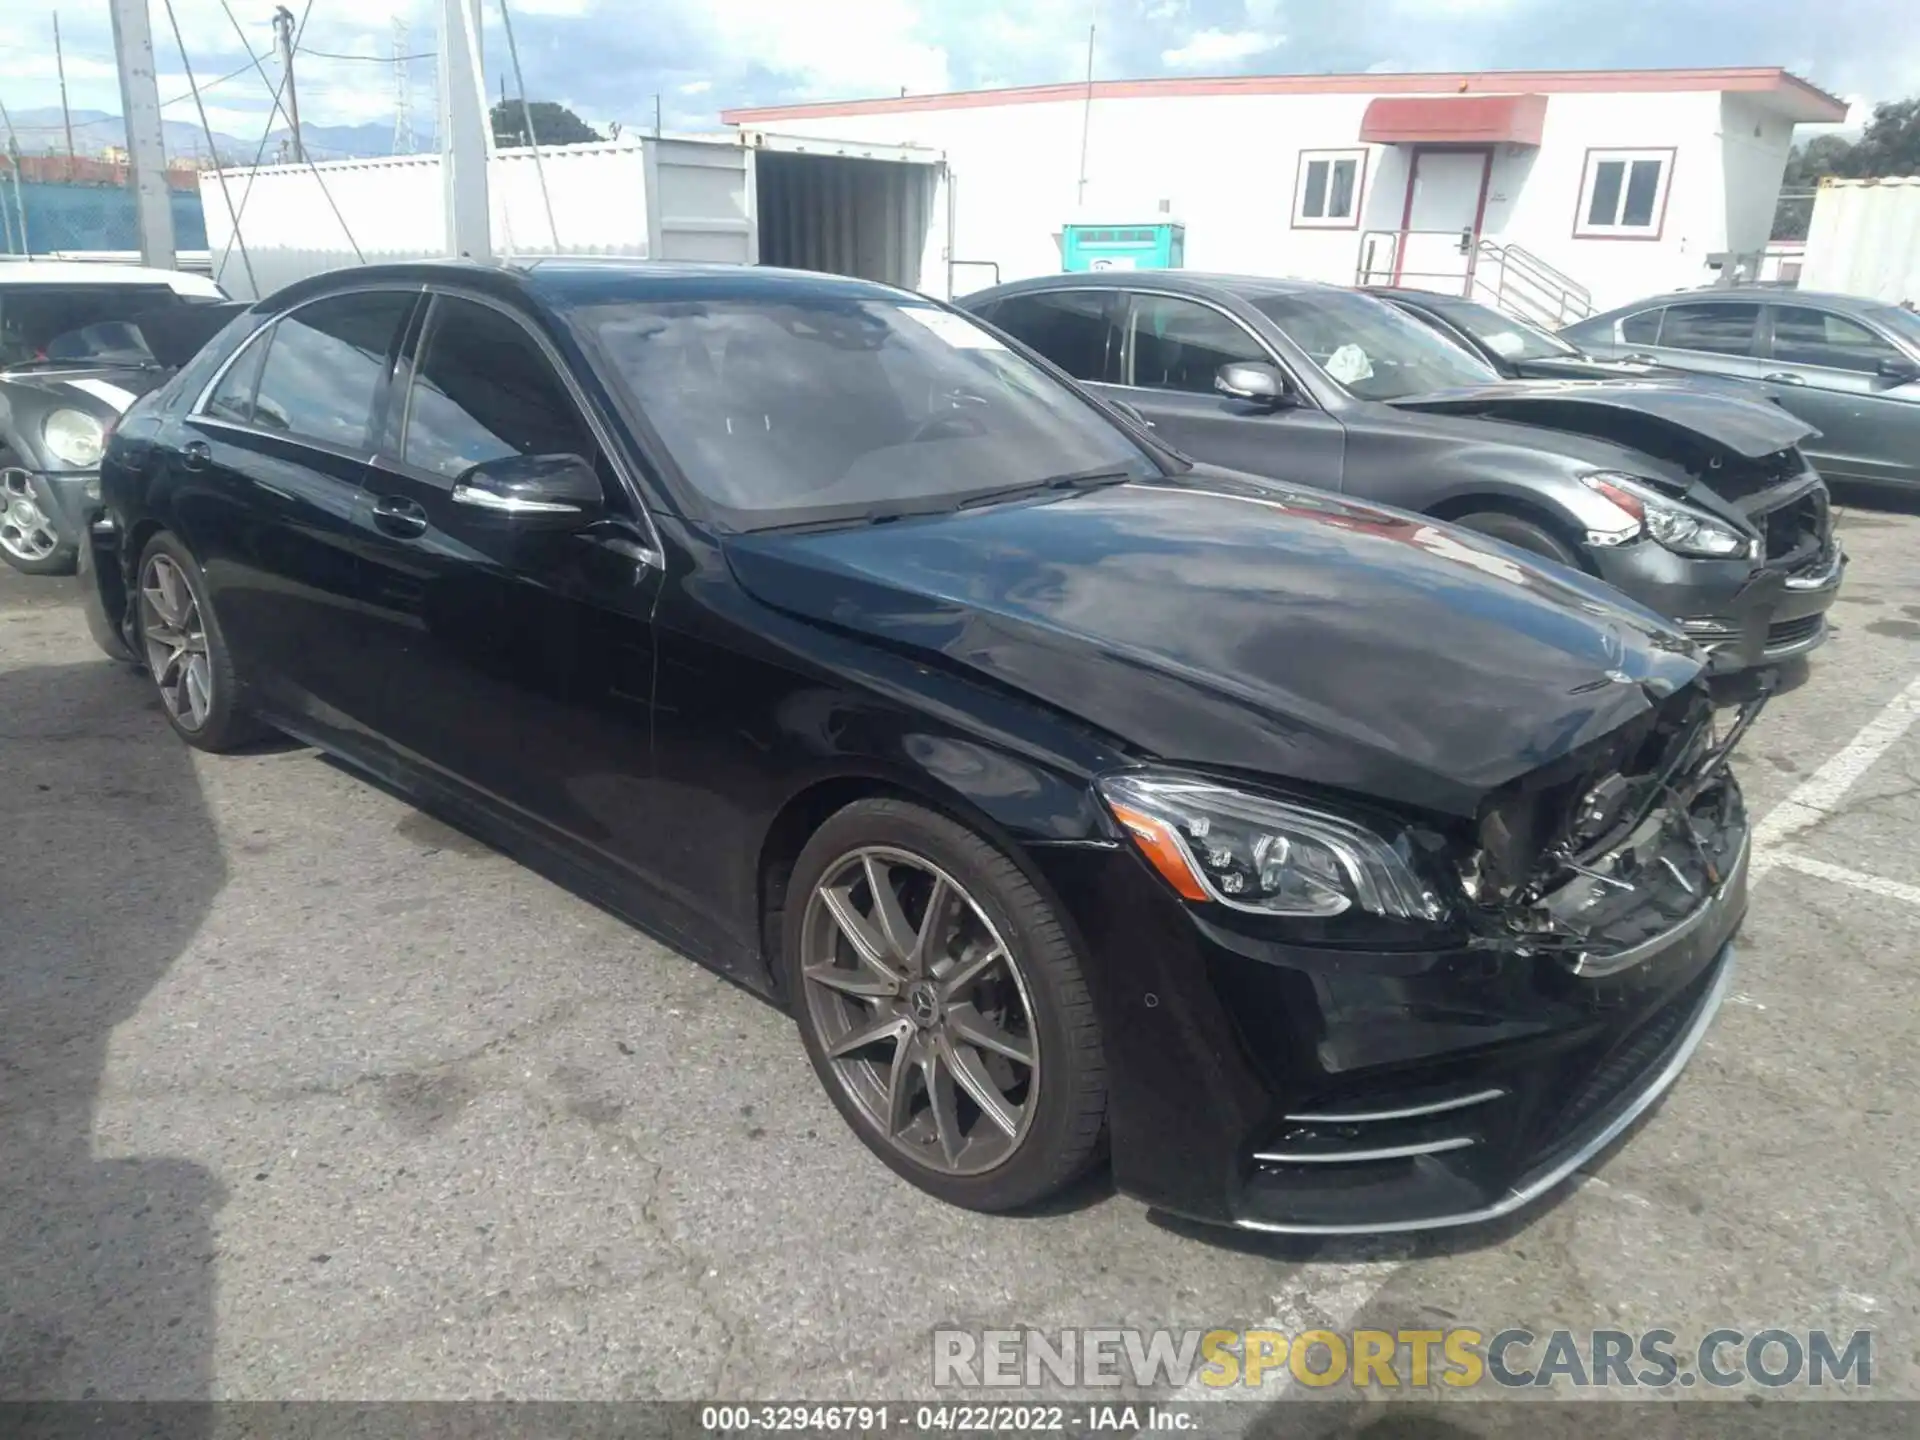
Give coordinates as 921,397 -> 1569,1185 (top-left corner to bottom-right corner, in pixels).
1799,176 -> 1920,304
200,131 -> 949,302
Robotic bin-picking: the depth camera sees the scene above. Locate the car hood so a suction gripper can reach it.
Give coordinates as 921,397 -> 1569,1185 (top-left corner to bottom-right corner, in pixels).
723,474 -> 1704,818
1388,378 -> 1814,459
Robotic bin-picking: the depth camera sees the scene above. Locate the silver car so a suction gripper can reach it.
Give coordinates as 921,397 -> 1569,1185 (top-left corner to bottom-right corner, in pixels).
1561,288 -> 1920,492
963,272 -> 1844,673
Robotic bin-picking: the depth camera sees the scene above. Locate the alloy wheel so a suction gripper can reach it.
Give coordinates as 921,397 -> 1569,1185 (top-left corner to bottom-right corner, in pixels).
139,553 -> 214,731
800,846 -> 1041,1176
0,468 -> 60,562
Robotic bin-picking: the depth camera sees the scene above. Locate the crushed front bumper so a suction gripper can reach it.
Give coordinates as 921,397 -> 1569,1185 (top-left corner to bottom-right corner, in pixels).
1589,539 -> 1844,674
1030,804 -> 1746,1233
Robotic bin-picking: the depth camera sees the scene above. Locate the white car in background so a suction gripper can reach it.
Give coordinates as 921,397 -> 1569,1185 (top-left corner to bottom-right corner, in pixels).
1,261 -> 229,575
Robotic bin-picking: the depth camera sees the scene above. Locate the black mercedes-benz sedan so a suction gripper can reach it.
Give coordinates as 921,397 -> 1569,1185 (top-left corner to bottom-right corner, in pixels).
85,260 -> 1754,1234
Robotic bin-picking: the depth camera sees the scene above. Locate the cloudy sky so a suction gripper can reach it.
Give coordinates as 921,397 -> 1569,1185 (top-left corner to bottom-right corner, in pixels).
1,0 -> 1913,152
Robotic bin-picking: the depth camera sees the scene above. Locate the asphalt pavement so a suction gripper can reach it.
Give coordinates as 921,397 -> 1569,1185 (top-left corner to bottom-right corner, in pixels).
3,497 -> 1918,1425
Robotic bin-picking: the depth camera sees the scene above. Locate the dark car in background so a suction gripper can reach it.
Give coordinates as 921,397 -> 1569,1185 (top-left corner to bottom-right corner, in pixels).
1562,287 -> 1920,492
89,259 -> 1754,1235
0,262 -> 233,574
964,273 -> 1843,673
1370,287 -> 1756,389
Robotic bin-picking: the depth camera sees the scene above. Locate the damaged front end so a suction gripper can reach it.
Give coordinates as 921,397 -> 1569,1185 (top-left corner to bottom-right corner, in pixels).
1463,680 -> 1764,976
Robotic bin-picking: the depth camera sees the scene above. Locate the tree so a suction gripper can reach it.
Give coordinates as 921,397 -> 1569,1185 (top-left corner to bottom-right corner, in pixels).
1773,96 -> 1920,240
1854,98 -> 1920,175
490,100 -> 601,148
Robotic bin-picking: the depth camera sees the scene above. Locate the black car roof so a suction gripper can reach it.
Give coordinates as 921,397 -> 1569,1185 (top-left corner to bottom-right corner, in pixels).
968,270 -> 1339,304
255,257 -> 913,314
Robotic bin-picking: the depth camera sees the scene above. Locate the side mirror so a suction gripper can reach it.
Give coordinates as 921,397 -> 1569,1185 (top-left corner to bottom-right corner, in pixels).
1215,360 -> 1295,410
1108,399 -> 1156,430
1876,355 -> 1920,383
451,452 -> 603,528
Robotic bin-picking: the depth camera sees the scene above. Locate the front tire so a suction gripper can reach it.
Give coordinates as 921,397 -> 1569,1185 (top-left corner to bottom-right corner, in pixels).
134,531 -> 269,752
1,466 -> 77,576
1454,510 -> 1585,569
785,798 -> 1108,1211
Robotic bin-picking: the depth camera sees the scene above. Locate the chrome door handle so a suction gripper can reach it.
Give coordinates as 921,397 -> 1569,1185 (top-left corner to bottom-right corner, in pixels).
371,495 -> 428,539
1763,372 -> 1807,385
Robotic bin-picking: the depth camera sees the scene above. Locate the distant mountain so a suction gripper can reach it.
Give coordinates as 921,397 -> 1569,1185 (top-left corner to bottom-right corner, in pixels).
6,106 -> 429,166
267,120 -> 435,161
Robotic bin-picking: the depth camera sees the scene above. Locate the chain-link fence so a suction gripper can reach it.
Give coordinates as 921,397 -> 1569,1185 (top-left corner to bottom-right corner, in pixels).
0,180 -> 208,255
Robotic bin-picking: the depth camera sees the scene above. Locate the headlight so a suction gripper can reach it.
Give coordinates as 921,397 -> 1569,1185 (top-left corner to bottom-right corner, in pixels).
1580,472 -> 1753,559
42,408 -> 107,469
1098,772 -> 1447,921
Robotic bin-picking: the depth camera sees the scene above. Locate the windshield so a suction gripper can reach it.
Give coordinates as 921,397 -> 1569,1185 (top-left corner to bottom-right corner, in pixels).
0,284 -> 179,368
1250,290 -> 1500,400
576,295 -> 1157,529
1440,299 -> 1581,361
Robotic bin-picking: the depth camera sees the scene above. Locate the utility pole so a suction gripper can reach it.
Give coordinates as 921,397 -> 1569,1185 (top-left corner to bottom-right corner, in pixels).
439,0 -> 489,260
53,12 -> 77,179
107,0 -> 175,268
1075,0 -> 1097,209
274,6 -> 304,162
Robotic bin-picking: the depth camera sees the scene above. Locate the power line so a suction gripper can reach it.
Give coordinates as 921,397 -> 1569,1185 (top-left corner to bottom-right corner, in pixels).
219,0 -> 362,262
299,44 -> 435,63
499,0 -> 559,250
160,0 -> 256,293
162,53 -> 270,109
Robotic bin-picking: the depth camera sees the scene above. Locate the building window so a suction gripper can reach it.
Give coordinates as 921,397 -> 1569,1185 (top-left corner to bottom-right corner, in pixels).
1293,149 -> 1365,228
1575,149 -> 1673,237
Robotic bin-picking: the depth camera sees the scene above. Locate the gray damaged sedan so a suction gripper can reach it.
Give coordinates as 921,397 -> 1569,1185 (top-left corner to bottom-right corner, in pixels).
963,274 -> 1843,672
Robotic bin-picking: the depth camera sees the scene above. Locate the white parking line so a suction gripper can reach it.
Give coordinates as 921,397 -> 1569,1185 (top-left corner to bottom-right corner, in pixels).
1752,671 -> 1920,862
1766,851 -> 1920,907
1137,667 -> 1920,1428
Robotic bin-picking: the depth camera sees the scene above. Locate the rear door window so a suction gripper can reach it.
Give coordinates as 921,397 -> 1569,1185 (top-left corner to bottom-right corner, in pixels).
1618,309 -> 1664,346
249,291 -> 415,448
984,291 -> 1122,384
1656,302 -> 1761,357
1768,305 -> 1906,374
204,335 -> 269,423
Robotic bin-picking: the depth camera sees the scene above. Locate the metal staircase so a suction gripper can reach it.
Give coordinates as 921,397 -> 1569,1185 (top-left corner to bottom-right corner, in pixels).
1471,240 -> 1595,329
1354,230 -> 1595,330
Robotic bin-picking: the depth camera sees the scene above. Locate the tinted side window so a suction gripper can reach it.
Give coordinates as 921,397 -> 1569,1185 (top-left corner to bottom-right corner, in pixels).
1128,294 -> 1266,394
1619,309 -> 1663,346
1770,306 -> 1904,374
204,332 -> 269,423
250,291 -> 413,447
402,296 -> 597,480
1657,302 -> 1760,357
986,291 -> 1120,383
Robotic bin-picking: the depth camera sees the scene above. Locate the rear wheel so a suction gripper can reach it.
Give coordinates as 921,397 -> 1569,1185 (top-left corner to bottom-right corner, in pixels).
1,465 -> 77,576
135,531 -> 269,752
1454,510 -> 1584,569
785,798 -> 1108,1211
